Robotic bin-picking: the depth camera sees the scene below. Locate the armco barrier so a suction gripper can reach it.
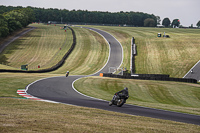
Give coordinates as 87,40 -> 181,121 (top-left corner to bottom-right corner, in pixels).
101,73 -> 197,83
0,27 -> 76,73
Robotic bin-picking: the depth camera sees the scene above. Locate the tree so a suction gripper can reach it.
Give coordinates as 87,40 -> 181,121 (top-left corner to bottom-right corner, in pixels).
162,18 -> 171,27
0,7 -> 35,37
156,16 -> 161,25
22,8 -> 35,25
4,11 -> 23,33
0,14 -> 9,37
171,19 -> 180,28
197,20 -> 200,28
144,18 -> 156,27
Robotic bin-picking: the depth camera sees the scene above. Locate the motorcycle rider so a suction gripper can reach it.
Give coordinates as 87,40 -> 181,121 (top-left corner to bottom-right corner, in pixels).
111,87 -> 129,103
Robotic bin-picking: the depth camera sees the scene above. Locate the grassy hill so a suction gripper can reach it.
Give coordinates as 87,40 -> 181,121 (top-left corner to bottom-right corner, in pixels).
0,24 -> 72,70
0,24 -> 109,75
88,26 -> 200,78
75,76 -> 200,115
1,25 -> 200,132
49,27 -> 109,75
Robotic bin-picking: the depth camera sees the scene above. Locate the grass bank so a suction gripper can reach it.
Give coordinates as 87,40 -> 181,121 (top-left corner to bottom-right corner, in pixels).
0,24 -> 109,75
1,25 -> 200,132
1,98 -> 200,132
74,76 -> 200,115
88,26 -> 200,78
50,27 -> 109,75
0,23 -> 72,70
1,73 -> 200,132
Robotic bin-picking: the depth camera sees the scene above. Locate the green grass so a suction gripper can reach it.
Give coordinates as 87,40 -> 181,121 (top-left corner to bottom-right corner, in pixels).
50,27 -> 109,75
1,98 -> 200,133
87,26 -> 200,78
1,73 -> 200,132
74,76 -> 200,115
0,25 -> 109,75
0,73 -> 60,98
1,25 -> 200,132
0,23 -> 72,70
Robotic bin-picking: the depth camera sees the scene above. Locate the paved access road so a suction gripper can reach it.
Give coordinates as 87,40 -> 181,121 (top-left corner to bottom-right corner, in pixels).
0,27 -> 36,54
27,27 -> 200,125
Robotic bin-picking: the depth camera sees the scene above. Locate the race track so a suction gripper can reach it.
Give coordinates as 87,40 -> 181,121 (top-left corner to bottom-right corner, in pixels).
26,27 -> 200,125
183,60 -> 200,81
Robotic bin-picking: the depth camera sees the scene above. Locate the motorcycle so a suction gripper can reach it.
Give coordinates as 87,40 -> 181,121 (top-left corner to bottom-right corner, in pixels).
109,94 -> 128,107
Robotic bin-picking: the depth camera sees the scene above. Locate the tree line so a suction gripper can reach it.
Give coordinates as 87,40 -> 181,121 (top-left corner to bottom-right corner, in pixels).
162,17 -> 200,28
0,6 -> 35,37
1,5 -> 199,38
32,8 -> 157,27
0,5 -> 157,36
162,18 -> 181,28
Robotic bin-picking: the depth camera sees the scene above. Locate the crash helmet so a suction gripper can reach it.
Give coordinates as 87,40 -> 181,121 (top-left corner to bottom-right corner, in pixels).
124,87 -> 128,90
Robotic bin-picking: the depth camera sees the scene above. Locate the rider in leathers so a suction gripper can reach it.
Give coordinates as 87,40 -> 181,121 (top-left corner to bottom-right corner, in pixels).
112,87 -> 129,103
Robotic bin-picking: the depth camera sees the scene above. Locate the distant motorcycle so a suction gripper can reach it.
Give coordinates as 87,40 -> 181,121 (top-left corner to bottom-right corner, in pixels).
66,71 -> 69,77
109,94 -> 128,107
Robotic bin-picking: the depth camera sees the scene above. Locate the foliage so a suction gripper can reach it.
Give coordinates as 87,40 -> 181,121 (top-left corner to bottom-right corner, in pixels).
0,5 -> 157,27
0,7 -> 35,38
156,16 -> 161,25
171,19 -> 180,28
0,14 -> 9,37
197,20 -> 200,27
162,17 -> 171,27
144,18 -> 156,27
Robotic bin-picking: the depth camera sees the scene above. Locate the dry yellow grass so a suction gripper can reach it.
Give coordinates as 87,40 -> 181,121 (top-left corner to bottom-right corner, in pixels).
1,98 -> 200,133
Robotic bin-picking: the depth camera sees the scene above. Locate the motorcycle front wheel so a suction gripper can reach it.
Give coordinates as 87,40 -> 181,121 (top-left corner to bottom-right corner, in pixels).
117,99 -> 125,107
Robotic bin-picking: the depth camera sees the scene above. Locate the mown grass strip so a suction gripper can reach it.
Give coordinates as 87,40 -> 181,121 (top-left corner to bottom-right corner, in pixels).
50,27 -> 109,75
0,25 -> 109,75
74,76 -> 200,115
0,23 -> 72,70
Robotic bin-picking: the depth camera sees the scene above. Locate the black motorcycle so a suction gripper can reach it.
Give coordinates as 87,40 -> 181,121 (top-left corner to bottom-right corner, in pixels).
109,94 -> 128,107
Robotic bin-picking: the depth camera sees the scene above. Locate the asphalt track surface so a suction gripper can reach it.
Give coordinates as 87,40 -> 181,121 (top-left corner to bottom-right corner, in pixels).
183,60 -> 200,81
27,27 -> 200,125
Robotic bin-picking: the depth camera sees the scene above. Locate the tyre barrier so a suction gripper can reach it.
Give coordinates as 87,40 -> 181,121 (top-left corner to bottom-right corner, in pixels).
0,27 -> 76,73
131,37 -> 137,74
132,74 -> 170,78
101,73 -> 197,83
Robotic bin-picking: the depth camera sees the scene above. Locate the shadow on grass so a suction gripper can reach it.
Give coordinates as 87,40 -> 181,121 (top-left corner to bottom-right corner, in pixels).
0,54 -> 9,65
0,39 -> 25,65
